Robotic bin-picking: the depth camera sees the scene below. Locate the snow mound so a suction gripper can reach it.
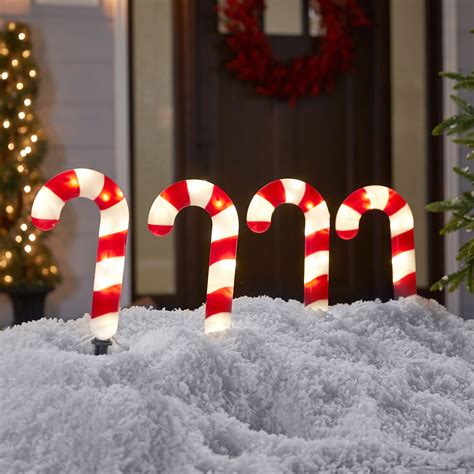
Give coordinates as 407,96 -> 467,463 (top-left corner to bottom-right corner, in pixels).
0,296 -> 473,473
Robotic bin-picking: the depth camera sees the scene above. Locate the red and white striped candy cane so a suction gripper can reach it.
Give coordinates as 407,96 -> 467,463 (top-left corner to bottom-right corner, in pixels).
335,185 -> 416,298
247,178 -> 330,310
148,180 -> 239,334
31,169 -> 129,341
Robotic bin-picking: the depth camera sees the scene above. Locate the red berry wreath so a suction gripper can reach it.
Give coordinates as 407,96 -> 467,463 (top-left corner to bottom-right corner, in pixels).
220,0 -> 369,104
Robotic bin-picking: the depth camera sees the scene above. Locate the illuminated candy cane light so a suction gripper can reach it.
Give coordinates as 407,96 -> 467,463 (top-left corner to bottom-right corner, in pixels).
148,180 -> 239,334
31,169 -> 129,346
247,179 -> 330,310
335,185 -> 416,298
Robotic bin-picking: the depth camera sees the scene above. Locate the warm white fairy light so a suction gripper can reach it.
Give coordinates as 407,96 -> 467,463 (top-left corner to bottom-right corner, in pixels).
5,251 -> 12,259
8,23 -> 15,31
22,50 -> 30,58
20,223 -> 27,231
24,245 -> 32,253
31,134 -> 38,142
29,234 -> 36,242
6,205 -> 14,214
17,165 -> 24,173
16,82 -> 23,90
29,70 -> 36,78
24,98 -> 31,106
18,33 -> 26,40
4,275 -> 12,283
11,59 -> 18,67
3,120 -> 10,128
15,235 -> 22,243
8,143 -> 14,150
18,111 -> 25,119
1,71 -> 8,80
24,185 -> 31,193
25,146 -> 31,154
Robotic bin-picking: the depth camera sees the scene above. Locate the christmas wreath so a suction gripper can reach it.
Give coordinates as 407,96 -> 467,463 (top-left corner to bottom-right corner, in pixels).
220,0 -> 369,103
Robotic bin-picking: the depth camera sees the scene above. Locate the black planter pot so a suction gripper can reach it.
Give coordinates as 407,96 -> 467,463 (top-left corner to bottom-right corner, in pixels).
6,286 -> 53,325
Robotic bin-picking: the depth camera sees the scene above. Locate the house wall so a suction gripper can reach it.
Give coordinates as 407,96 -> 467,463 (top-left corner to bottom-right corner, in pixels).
0,1 -> 126,326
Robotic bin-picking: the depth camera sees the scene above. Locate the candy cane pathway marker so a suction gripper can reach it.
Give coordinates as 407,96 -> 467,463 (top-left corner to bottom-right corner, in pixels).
31,169 -> 129,354
335,185 -> 416,298
148,180 -> 239,334
247,179 -> 330,310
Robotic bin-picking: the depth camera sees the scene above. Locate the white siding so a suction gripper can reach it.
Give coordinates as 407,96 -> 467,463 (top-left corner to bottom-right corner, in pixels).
0,3 -> 121,325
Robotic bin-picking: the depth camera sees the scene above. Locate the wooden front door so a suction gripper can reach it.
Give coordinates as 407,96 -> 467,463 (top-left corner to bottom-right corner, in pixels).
170,0 -> 392,309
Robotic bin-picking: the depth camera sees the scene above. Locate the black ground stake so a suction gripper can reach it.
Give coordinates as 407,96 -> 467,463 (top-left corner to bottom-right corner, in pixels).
91,338 -> 112,355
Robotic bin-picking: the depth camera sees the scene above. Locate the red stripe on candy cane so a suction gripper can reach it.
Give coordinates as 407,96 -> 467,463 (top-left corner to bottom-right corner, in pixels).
247,178 -> 330,311
335,185 -> 416,299
148,179 -> 239,334
31,169 -> 129,341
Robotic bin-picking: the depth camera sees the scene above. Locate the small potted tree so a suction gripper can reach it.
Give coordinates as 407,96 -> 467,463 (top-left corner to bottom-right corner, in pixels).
0,22 -> 60,324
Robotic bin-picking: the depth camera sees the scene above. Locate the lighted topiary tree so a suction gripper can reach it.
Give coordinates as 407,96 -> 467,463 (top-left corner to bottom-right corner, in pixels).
0,22 -> 60,322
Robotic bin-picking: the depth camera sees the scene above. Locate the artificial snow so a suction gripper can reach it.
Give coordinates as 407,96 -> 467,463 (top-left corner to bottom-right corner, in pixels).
0,296 -> 473,473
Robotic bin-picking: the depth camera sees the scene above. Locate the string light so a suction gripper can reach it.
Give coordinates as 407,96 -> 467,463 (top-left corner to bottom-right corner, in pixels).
20,149 -> 27,157
17,165 -> 24,172
15,235 -> 22,243
18,32 -> 26,40
18,111 -> 25,119
5,251 -> 12,259
24,185 -> 31,193
29,70 -> 36,78
0,261 -> 6,268
16,82 -> 23,90
25,146 -> 31,153
24,245 -> 32,253
1,71 -> 8,80
29,234 -> 36,242
4,275 -> 12,284
31,134 -> 37,142
11,59 -> 18,67
8,23 -> 16,31
20,223 -> 27,231
6,205 -> 14,214
24,98 -> 31,106
41,268 -> 49,276
50,266 -> 58,274
22,50 -> 30,58
3,120 -> 10,128
8,143 -> 14,150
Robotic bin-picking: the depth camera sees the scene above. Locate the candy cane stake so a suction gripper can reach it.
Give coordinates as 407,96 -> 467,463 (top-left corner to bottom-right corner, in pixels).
247,179 -> 330,310
335,185 -> 416,298
31,169 -> 129,354
148,180 -> 239,334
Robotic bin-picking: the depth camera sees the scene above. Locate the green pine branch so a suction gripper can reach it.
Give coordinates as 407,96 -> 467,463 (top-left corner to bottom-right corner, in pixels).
426,45 -> 474,294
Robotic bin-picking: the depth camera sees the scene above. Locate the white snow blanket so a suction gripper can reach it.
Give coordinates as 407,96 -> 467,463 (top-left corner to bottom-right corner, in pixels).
0,296 -> 473,473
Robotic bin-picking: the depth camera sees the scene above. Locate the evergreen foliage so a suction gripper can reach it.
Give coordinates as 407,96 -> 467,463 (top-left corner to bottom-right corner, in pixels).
0,22 -> 60,289
426,42 -> 474,293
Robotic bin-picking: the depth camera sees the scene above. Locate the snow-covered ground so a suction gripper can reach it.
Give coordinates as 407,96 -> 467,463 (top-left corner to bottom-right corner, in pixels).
0,296 -> 473,473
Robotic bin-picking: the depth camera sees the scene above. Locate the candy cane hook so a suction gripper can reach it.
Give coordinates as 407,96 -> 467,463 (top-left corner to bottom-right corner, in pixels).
247,179 -> 330,310
335,185 -> 416,298
148,180 -> 239,334
31,169 -> 129,348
